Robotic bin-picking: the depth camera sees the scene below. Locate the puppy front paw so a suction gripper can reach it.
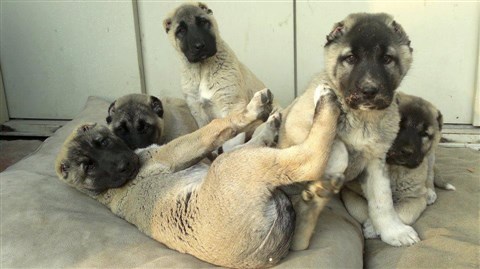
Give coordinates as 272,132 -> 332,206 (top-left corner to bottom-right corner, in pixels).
426,188 -> 437,205
380,223 -> 420,246
363,219 -> 380,239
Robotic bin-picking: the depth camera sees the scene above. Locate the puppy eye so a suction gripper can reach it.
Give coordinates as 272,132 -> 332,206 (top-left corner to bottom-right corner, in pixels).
198,20 -> 210,28
176,27 -> 187,37
419,131 -> 429,137
100,138 -> 110,147
83,160 -> 95,173
344,55 -> 357,65
137,123 -> 151,133
116,125 -> 129,134
383,55 -> 394,65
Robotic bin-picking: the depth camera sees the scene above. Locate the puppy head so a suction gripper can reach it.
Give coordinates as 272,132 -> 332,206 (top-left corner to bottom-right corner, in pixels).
106,94 -> 165,150
164,2 -> 218,63
324,13 -> 413,110
55,123 -> 139,195
386,94 -> 442,168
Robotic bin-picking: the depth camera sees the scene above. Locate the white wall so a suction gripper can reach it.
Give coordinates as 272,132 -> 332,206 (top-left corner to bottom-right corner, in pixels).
0,1 -> 143,119
1,1 -> 478,124
296,2 -> 480,124
137,1 -> 295,108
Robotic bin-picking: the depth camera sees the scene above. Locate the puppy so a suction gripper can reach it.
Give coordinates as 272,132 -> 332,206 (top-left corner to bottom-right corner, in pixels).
341,92 -> 455,231
106,93 -> 198,150
55,88 -> 341,268
163,2 -> 279,151
278,13 -> 418,248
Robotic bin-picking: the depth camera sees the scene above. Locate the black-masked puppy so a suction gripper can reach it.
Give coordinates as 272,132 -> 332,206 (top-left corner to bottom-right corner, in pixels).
56,89 -> 342,268
342,92 -> 454,230
278,13 -> 418,249
55,123 -> 139,195
106,94 -> 198,150
164,2 -> 278,152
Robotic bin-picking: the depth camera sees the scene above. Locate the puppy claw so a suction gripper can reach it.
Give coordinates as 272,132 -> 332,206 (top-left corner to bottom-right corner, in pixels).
380,223 -> 420,247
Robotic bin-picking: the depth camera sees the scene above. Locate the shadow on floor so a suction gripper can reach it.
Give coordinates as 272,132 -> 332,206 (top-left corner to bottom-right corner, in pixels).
0,138 -> 44,172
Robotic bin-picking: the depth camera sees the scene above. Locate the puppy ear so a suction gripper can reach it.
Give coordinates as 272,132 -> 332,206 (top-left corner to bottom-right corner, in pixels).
163,18 -> 172,33
106,101 -> 116,124
78,123 -> 97,133
436,110 -> 444,131
150,96 -> 164,118
390,20 -> 413,52
59,161 -> 70,179
198,2 -> 213,14
325,22 -> 345,46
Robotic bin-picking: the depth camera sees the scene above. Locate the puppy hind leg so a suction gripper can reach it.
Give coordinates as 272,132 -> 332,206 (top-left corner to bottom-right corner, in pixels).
290,173 -> 345,251
242,113 -> 281,148
395,197 -> 427,225
137,89 -> 274,173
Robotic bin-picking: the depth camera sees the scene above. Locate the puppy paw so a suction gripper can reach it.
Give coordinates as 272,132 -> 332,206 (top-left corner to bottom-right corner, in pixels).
313,84 -> 339,116
246,88 -> 273,122
363,219 -> 380,239
314,84 -> 334,105
380,222 -> 420,247
302,173 -> 345,202
262,112 -> 282,147
426,188 -> 438,205
134,144 -> 161,165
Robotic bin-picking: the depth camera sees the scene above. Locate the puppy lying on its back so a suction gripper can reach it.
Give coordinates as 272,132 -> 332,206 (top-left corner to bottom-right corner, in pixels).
341,92 -> 455,234
106,93 -> 198,150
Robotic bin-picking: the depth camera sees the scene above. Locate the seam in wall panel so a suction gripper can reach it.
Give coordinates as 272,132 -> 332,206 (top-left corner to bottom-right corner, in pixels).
132,0 -> 147,94
293,0 -> 298,98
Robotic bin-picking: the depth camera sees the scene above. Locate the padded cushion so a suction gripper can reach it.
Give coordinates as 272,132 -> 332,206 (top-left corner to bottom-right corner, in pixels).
1,96 -> 363,268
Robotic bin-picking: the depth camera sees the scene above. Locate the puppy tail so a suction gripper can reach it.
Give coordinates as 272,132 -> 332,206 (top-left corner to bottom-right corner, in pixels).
434,174 -> 456,191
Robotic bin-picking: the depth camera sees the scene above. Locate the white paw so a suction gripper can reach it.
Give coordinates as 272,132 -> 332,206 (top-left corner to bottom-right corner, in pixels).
363,219 -> 380,239
426,188 -> 437,205
313,84 -> 334,106
380,223 -> 420,247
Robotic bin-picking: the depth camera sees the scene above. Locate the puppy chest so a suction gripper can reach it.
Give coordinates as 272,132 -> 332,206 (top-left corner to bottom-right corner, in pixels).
340,127 -> 382,154
199,79 -> 214,101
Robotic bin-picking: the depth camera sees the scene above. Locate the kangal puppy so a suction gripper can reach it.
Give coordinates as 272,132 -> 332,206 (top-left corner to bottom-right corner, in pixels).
278,13 -> 419,249
106,93 -> 198,150
342,92 -> 455,233
55,89 -> 341,268
164,2 -> 279,151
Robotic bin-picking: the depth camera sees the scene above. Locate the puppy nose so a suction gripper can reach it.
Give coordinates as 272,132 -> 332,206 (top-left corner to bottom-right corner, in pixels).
116,160 -> 129,173
400,147 -> 414,157
361,87 -> 379,98
194,42 -> 205,50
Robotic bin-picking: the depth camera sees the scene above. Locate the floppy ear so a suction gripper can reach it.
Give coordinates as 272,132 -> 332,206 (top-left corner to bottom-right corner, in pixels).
106,101 -> 116,124
198,2 -> 213,14
325,22 -> 345,46
390,20 -> 413,52
78,123 -> 97,133
163,18 -> 172,33
150,96 -> 164,118
436,110 -> 444,131
58,161 -> 70,179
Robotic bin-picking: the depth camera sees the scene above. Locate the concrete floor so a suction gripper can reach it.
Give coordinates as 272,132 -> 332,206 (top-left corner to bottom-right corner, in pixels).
0,139 -> 43,172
